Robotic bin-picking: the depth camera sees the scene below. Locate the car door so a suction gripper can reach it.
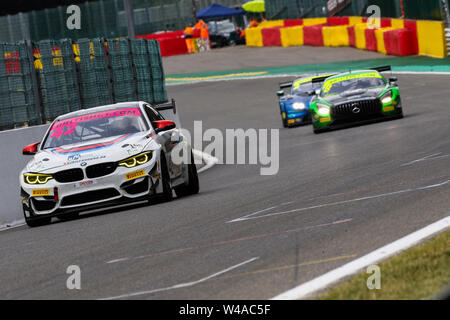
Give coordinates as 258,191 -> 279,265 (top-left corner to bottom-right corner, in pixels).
143,104 -> 182,180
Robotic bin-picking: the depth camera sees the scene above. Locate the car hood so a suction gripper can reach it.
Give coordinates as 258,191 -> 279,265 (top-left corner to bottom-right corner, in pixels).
26,132 -> 158,173
321,87 -> 385,105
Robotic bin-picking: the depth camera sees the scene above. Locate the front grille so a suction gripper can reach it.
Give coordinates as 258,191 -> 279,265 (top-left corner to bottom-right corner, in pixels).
333,99 -> 382,118
122,177 -> 149,195
31,198 -> 56,211
60,188 -> 120,207
54,168 -> 84,183
86,162 -> 117,178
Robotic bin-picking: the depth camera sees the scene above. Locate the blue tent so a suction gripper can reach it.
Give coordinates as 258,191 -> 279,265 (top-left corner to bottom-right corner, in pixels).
196,3 -> 245,19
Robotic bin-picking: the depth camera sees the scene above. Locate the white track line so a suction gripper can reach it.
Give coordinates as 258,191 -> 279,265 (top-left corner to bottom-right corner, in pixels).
193,149 -> 219,173
272,216 -> 450,300
0,150 -> 217,232
228,179 -> 450,223
100,256 -> 259,300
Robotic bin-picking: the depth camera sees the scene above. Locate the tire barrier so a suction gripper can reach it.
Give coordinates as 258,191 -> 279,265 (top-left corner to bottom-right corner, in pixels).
0,38 -> 167,130
245,16 -> 447,59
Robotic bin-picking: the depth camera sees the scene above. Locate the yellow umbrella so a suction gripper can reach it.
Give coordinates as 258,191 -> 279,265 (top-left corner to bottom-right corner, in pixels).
242,0 -> 265,13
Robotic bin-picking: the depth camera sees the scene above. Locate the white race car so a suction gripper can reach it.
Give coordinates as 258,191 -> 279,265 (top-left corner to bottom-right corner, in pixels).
20,101 -> 199,227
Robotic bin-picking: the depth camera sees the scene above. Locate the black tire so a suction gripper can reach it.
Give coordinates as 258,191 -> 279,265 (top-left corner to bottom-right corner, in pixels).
24,213 -> 51,227
174,151 -> 200,198
313,127 -> 325,134
57,212 -> 79,221
154,152 -> 173,203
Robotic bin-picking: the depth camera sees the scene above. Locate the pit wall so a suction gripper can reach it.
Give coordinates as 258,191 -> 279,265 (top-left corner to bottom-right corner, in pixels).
245,16 -> 447,59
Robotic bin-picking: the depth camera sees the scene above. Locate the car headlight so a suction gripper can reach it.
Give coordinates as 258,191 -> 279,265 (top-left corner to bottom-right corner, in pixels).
317,104 -> 331,116
292,102 -> 306,110
381,91 -> 393,104
24,173 -> 53,184
118,152 -> 152,168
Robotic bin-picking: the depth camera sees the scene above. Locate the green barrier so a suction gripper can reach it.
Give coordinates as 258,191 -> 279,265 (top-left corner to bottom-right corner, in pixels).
76,38 -> 112,108
0,42 -> 39,129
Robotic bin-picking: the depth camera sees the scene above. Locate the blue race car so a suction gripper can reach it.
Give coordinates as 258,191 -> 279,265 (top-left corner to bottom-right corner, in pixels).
277,74 -> 333,128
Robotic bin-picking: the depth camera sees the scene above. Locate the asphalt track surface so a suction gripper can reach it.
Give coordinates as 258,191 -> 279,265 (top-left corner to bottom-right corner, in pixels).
0,64 -> 449,299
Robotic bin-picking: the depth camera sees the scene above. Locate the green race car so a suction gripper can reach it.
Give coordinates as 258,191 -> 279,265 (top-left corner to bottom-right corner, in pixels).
310,66 -> 404,134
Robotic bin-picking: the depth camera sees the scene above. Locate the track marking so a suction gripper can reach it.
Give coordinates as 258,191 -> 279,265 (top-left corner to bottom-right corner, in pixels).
105,218 -> 352,264
272,216 -> 450,300
401,152 -> 450,166
99,257 -> 259,300
193,149 -> 219,173
228,179 -> 450,223
213,254 -> 357,282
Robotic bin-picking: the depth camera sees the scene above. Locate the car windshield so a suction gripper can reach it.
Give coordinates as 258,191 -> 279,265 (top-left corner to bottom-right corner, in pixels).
208,21 -> 236,33
321,73 -> 386,97
42,107 -> 149,149
292,81 -> 322,95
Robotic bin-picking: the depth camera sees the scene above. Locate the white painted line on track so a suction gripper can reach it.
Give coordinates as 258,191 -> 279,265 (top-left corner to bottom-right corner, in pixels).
228,179 -> 450,223
401,152 -> 450,166
271,216 -> 450,300
99,256 -> 259,300
193,149 -> 219,173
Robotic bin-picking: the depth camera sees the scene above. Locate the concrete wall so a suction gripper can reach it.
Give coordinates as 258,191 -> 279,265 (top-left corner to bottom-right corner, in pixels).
0,125 -> 49,227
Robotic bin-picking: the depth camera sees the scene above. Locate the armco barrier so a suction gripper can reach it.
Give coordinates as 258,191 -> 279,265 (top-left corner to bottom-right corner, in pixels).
385,29 -> 419,56
323,25 -> 349,47
303,17 -> 327,26
262,27 -> 282,47
245,27 -> 263,47
284,19 -> 303,27
375,28 -> 396,54
280,26 -> 304,47
365,28 -> 378,51
348,25 -> 356,47
417,20 -> 447,58
246,16 -> 447,59
303,24 -> 325,46
355,23 -> 368,50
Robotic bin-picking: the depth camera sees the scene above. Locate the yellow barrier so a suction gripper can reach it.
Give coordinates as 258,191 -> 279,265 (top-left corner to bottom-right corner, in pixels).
322,25 -> 349,47
245,27 -> 263,47
303,17 -> 327,26
417,20 -> 446,58
354,23 -> 368,50
391,18 -> 405,29
348,16 -> 363,25
375,27 -> 396,54
258,20 -> 284,28
280,26 -> 304,47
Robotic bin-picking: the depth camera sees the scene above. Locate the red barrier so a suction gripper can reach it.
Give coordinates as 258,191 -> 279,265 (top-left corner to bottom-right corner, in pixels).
347,25 -> 356,47
284,19 -> 303,27
303,24 -> 326,46
404,19 -> 419,54
158,37 -> 188,56
381,18 -> 391,28
384,29 -> 418,56
262,27 -> 282,46
364,28 -> 377,51
327,17 -> 349,25
138,30 -> 185,40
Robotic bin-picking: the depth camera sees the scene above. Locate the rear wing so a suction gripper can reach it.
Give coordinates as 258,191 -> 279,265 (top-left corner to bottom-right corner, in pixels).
279,81 -> 293,89
370,65 -> 391,73
153,98 -> 177,114
311,74 -> 336,83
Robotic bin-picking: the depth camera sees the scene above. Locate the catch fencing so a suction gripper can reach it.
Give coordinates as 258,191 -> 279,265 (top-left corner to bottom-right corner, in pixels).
0,38 -> 167,131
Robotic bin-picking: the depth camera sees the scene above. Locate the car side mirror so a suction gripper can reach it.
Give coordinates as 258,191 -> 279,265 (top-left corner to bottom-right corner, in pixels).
389,77 -> 398,85
154,120 -> 176,133
23,142 -> 40,155
276,90 -> 284,97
